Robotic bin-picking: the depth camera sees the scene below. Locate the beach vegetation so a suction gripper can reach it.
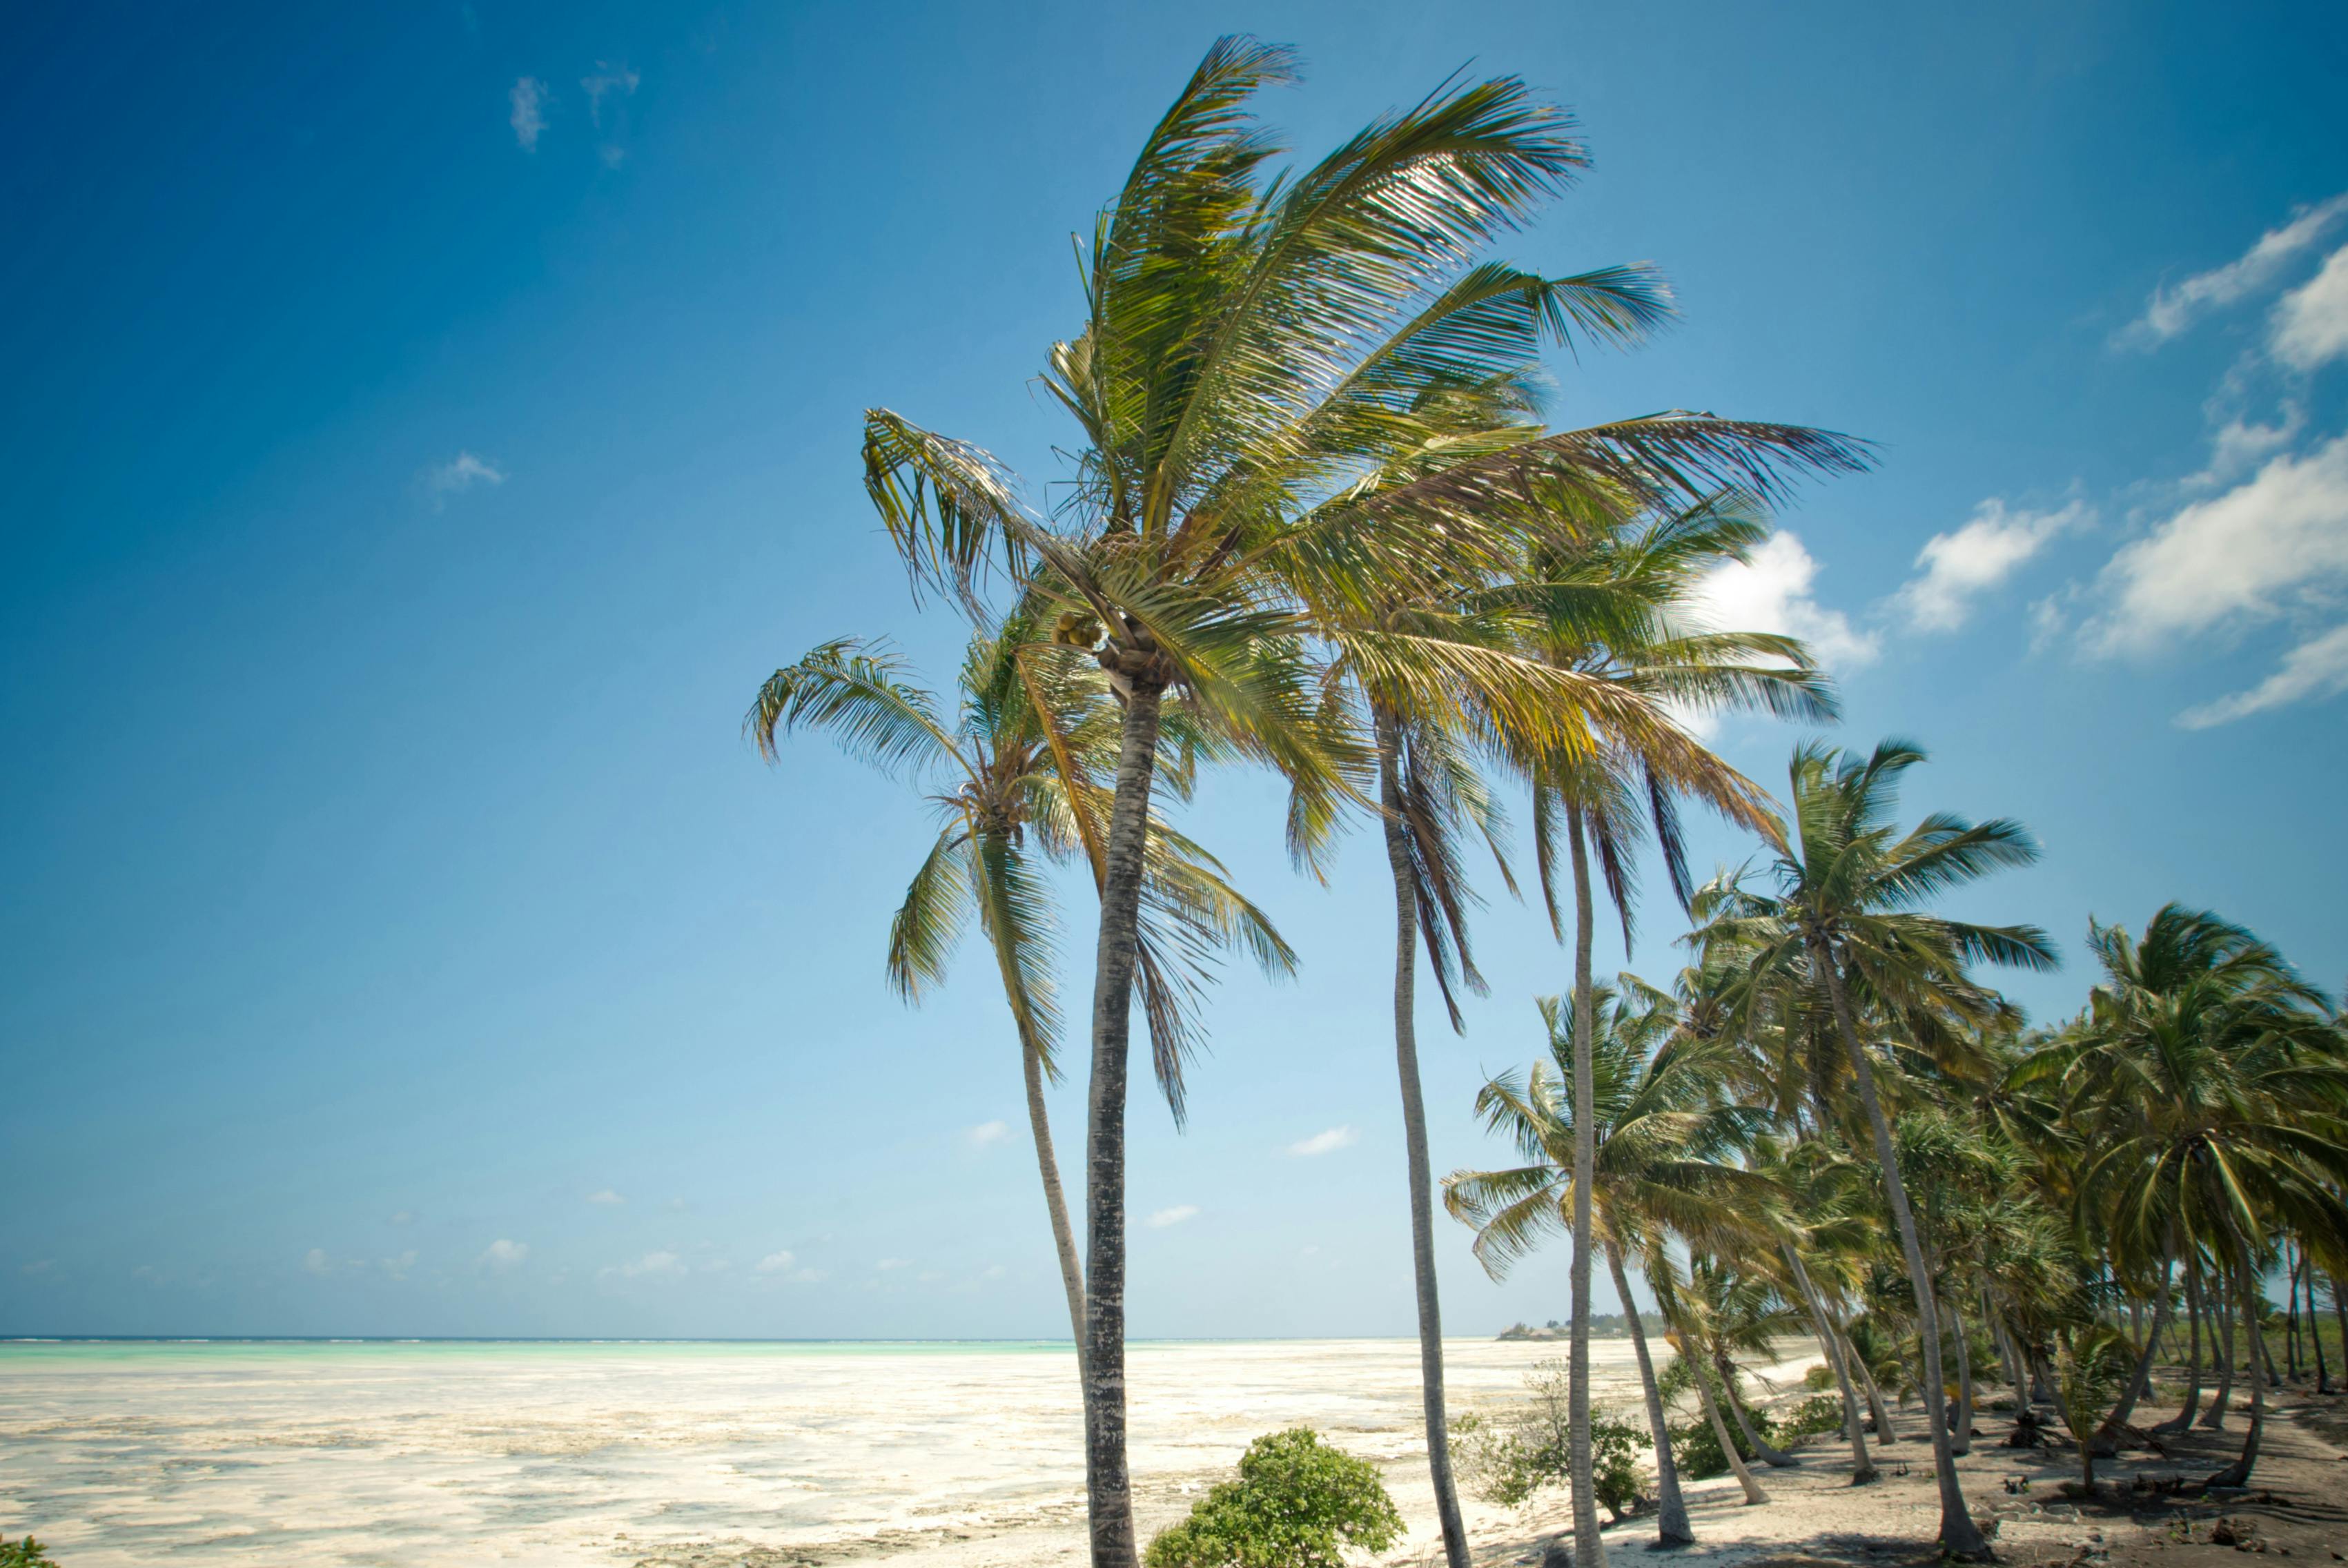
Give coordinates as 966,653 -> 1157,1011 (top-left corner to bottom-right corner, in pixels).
1144,1429 -> 1402,1568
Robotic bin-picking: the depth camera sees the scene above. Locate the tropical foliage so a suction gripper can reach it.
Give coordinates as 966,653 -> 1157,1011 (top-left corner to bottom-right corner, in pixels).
1144,1429 -> 1403,1568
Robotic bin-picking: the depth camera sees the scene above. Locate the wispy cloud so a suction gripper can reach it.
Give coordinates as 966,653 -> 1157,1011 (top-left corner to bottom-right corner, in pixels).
380,1250 -> 418,1280
21,1260 -> 55,1276
2119,193 -> 2348,347
580,63 -> 640,125
965,1119 -> 1010,1150
2272,244 -> 2348,372
603,1249 -> 684,1279
2179,623 -> 2348,729
1894,499 -> 2091,632
509,77 -> 548,152
755,1250 -> 796,1273
1147,1205 -> 1200,1229
478,1238 -> 529,1270
1286,1126 -> 1358,1157
424,451 -> 507,507
303,1247 -> 333,1276
586,1188 -> 626,1206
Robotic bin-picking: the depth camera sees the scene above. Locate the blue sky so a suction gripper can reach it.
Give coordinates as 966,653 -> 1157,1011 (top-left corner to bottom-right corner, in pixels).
6,0 -> 2346,1340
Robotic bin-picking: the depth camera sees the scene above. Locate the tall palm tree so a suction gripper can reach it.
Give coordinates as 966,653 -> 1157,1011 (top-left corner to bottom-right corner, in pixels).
1696,740 -> 2057,1560
860,39 -> 1867,1567
747,623 -> 1295,1367
1447,983 -> 1782,1547
1503,489 -> 1839,1568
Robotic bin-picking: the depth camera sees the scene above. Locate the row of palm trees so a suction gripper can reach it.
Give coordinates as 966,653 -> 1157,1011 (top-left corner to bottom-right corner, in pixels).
745,35 -> 2347,1568
1448,754 -> 2348,1558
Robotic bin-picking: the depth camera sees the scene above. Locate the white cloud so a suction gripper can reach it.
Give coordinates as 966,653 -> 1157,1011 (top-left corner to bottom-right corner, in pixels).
424,451 -> 507,507
581,63 -> 640,125
2121,193 -> 2348,346
380,1250 -> 418,1280
2272,244 -> 2348,371
965,1119 -> 1010,1150
1147,1205 -> 1200,1229
2190,404 -> 2305,491
389,1209 -> 415,1226
21,1259 -> 55,1275
754,1250 -> 797,1273
303,1247 -> 333,1276
877,1257 -> 909,1271
478,1239 -> 529,1270
509,77 -> 547,151
605,1250 -> 683,1279
2088,433 -> 2348,655
1686,531 -> 1878,667
1894,498 -> 2091,631
1286,1126 -> 1359,1157
2178,622 -> 2348,729
586,1188 -> 625,1206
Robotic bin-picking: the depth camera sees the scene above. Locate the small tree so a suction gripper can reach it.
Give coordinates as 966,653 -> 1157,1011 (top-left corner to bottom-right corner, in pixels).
2053,1325 -> 2135,1493
1146,1429 -> 1404,1568
1,1540 -> 60,1568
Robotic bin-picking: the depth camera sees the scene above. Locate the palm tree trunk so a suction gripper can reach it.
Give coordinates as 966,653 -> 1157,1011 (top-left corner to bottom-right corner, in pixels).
2099,1255 -> 2172,1447
2201,1288 -> 2233,1430
1376,718 -> 1471,1568
2309,1257 -> 2331,1393
1815,945 -> 1990,1560
2329,1271 -> 2345,1395
1021,1039 -> 1088,1379
2206,1251 -> 2267,1489
1946,1297 -> 1975,1456
1721,1353 -> 1800,1466
2285,1245 -> 2303,1381
1852,1340 -> 1897,1441
1784,1242 -> 1875,1481
1565,807 -> 1607,1568
1079,679 -> 1164,1568
1613,1249 -> 1694,1547
1690,1353 -> 1768,1504
2156,1260 -> 2204,1433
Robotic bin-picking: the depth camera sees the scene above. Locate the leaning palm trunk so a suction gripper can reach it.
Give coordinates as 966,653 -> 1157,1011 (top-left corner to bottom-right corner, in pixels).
1786,1243 -> 1876,1480
1080,681 -> 1166,1568
1019,1036 -> 1087,1377
2206,1251 -> 2267,1488
1612,1251 -> 1694,1545
1688,1353 -> 1768,1504
2156,1262 -> 2204,1433
2097,1257 -> 2172,1449
1946,1298 -> 1974,1456
1722,1354 -> 1801,1466
1376,724 -> 1471,1568
1564,809 -> 1606,1568
2201,1290 -> 2234,1430
1851,1338 -> 1898,1442
1817,948 -> 1990,1558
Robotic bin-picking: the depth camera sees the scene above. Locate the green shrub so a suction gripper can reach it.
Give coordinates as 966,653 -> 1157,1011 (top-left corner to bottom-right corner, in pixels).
1145,1428 -> 1403,1568
1,1540 -> 60,1568
1670,1418 -> 1731,1480
1803,1362 -> 1837,1393
1769,1393 -> 1846,1445
1450,1361 -> 1651,1520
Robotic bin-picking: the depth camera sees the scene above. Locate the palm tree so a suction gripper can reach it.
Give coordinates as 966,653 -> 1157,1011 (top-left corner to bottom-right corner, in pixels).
860,39 -> 1866,1567
747,624 -> 1295,1368
1501,489 -> 1839,1567
1447,983 -> 1782,1547
1696,740 -> 2057,1560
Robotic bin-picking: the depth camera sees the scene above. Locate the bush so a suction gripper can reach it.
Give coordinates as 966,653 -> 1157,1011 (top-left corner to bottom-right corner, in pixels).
1670,1418 -> 1731,1480
1,1541 -> 59,1568
1769,1393 -> 1846,1445
1145,1429 -> 1403,1568
1450,1361 -> 1651,1521
1803,1362 -> 1837,1393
